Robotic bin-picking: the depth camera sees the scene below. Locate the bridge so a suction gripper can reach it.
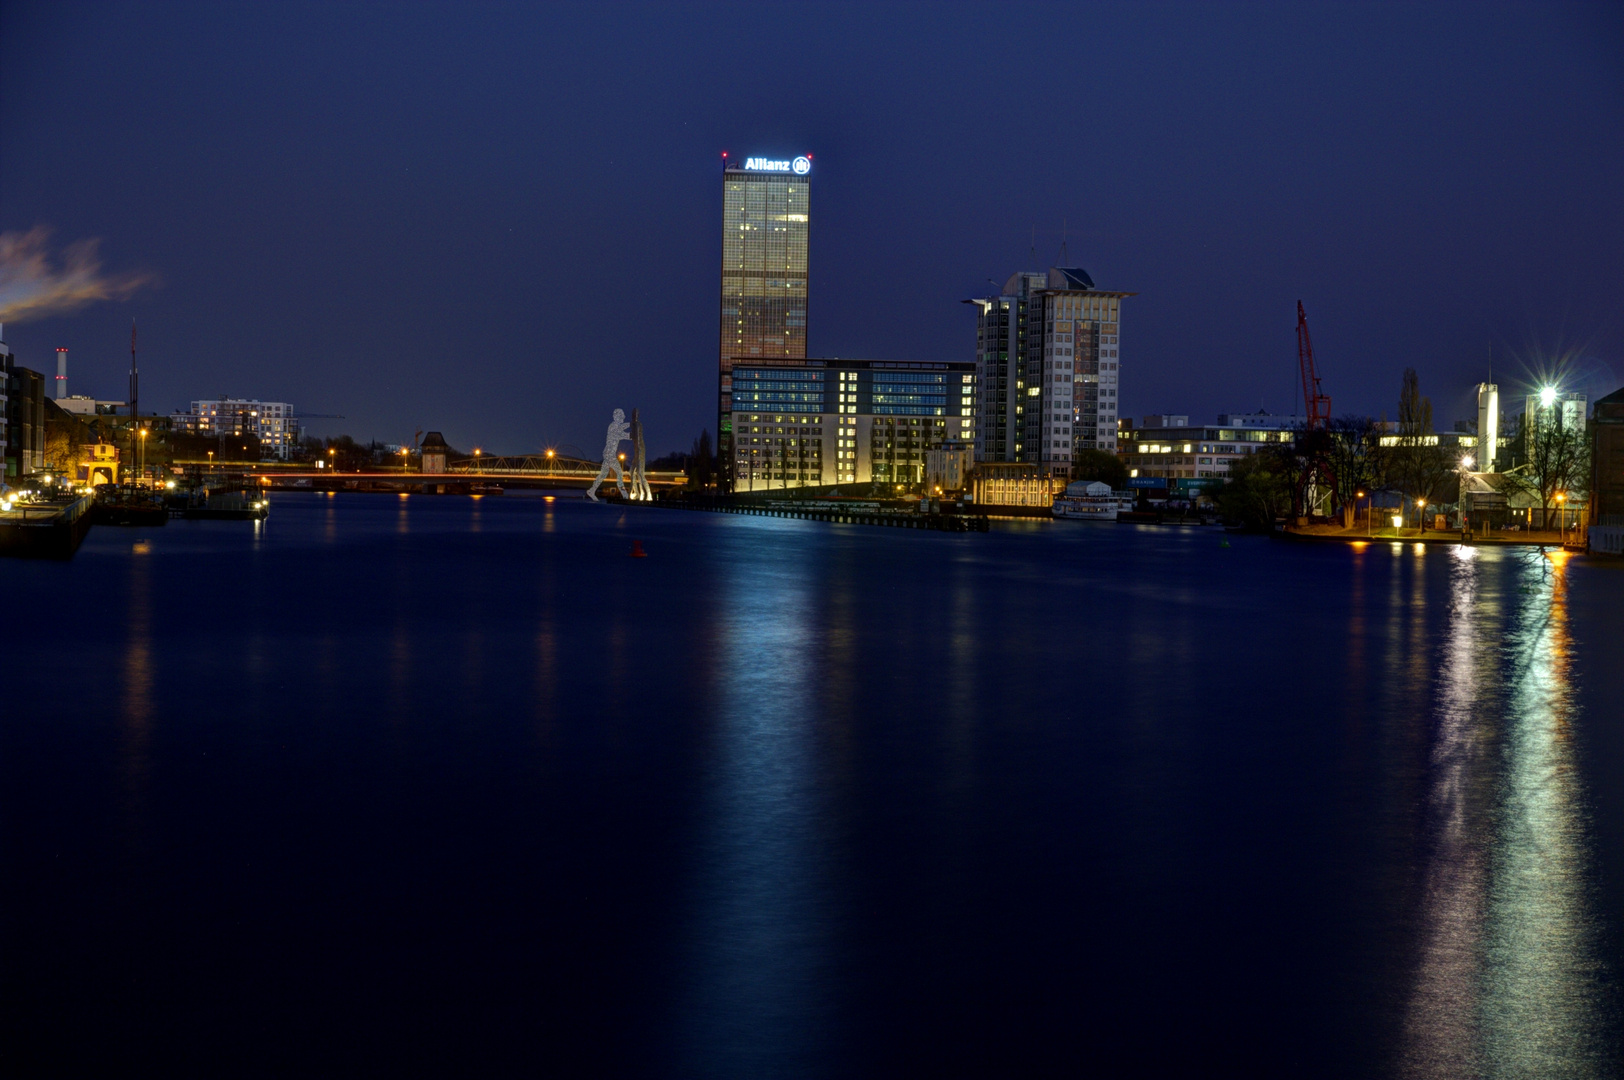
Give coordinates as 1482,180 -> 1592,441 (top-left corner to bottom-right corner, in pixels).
243,455 -> 687,492
444,455 -> 685,487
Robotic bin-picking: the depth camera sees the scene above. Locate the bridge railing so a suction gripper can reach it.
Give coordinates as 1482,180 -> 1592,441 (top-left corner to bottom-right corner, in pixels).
446,456 -> 687,483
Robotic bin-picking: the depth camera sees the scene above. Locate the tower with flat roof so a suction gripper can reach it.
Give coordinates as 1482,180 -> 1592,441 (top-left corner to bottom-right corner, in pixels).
718,153 -> 811,486
967,268 -> 1133,477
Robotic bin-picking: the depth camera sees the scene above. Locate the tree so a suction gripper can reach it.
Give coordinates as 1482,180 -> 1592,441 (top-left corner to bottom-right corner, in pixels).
1215,444 -> 1297,530
1388,369 -> 1455,526
687,429 -> 713,490
1325,415 -> 1385,527
1508,409 -> 1588,530
1072,448 -> 1128,489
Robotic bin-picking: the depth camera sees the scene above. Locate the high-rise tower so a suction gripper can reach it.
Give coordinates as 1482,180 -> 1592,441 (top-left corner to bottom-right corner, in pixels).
967,268 -> 1133,477
718,153 -> 811,486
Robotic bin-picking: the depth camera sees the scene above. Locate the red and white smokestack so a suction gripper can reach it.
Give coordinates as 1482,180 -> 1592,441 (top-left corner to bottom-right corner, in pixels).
55,347 -> 68,399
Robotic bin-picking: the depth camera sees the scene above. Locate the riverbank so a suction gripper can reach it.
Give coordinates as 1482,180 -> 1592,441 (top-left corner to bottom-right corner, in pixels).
1281,524 -> 1578,548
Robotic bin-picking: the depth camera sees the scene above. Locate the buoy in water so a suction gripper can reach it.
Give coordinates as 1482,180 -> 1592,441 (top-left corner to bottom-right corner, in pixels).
1220,538 -> 1231,549
630,540 -> 648,558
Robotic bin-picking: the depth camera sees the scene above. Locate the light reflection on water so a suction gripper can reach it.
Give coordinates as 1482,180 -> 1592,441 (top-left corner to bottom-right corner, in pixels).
1402,547 -> 1612,1077
679,519 -> 835,1075
10,495 -> 1620,1075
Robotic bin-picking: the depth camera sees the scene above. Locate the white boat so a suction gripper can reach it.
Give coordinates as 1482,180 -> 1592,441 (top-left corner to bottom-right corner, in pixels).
1052,480 -> 1119,521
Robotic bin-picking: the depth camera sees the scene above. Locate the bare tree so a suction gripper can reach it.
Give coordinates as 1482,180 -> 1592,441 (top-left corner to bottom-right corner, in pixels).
1507,411 -> 1588,529
1389,369 -> 1455,526
1326,414 -> 1384,527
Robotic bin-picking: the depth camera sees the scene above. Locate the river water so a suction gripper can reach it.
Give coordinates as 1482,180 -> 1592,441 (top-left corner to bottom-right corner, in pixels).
4,492 -> 1621,1077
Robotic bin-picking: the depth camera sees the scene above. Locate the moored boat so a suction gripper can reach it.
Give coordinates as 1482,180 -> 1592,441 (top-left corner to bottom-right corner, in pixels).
1052,480 -> 1120,522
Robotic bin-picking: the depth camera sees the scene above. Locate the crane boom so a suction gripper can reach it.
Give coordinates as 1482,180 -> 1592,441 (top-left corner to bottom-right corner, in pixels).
1296,301 -> 1332,432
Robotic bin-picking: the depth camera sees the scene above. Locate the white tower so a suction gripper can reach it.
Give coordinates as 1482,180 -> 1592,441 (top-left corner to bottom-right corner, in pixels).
1475,382 -> 1498,471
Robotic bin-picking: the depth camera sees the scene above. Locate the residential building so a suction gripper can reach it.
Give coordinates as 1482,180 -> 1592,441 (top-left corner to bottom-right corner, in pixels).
725,358 -> 976,490
0,327 -> 9,476
925,439 -> 974,493
170,398 -> 300,460
2,333 -> 46,479
718,152 -> 812,486
966,267 -> 1132,478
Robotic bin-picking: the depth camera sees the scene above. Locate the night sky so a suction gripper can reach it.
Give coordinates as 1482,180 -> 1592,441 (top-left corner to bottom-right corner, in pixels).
2,1 -> 1620,456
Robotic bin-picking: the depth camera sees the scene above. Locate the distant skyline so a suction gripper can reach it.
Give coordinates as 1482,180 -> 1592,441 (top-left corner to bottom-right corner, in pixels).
2,1 -> 1620,455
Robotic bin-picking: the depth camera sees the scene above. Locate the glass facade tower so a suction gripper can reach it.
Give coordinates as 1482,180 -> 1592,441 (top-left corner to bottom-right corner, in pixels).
718,155 -> 811,487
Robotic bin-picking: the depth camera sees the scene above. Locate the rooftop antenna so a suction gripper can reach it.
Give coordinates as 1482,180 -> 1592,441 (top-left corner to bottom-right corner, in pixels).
1060,216 -> 1069,264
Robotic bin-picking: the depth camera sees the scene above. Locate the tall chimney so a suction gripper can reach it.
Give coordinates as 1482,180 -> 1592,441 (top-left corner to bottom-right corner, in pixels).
55,347 -> 68,399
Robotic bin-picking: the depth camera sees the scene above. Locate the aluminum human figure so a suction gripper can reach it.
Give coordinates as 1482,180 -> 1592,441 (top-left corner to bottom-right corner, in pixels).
586,408 -> 630,501
629,408 -> 652,501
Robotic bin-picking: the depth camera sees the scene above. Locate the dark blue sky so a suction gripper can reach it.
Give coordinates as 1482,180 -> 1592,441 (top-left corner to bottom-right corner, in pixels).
2,1 -> 1620,454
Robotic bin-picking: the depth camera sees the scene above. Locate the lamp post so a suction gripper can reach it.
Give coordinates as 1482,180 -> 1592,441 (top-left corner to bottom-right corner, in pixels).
138,427 -> 148,484
546,448 -> 555,477
1357,490 -> 1368,537
1556,492 -> 1566,542
1416,497 -> 1426,534
474,448 -> 482,475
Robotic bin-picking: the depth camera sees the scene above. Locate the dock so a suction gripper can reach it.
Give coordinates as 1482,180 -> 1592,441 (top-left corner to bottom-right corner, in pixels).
0,495 -> 96,559
654,495 -> 990,532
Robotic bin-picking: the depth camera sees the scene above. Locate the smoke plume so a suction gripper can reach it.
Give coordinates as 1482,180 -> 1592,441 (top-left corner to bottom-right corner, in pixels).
0,226 -> 154,324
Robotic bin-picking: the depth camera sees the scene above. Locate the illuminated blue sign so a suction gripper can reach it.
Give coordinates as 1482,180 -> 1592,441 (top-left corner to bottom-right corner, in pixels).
744,156 -> 812,174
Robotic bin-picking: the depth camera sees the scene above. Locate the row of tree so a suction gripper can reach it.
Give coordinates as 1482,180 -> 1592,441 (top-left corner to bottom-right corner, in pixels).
1217,368 -> 1591,531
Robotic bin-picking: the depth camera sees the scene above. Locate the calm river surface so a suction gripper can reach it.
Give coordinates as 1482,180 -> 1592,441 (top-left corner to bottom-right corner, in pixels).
4,492 -> 1621,1077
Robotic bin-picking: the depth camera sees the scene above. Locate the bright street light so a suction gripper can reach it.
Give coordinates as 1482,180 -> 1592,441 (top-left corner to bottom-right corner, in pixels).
1541,386 -> 1558,407
1461,455 -> 1474,470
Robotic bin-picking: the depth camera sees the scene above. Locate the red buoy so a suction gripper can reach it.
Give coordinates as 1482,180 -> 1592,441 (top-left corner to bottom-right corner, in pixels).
630,540 -> 647,558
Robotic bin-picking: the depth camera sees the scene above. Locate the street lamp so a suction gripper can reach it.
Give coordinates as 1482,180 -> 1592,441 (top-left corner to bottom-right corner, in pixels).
1540,386 -> 1558,408
1417,497 -> 1426,533
1556,491 -> 1566,541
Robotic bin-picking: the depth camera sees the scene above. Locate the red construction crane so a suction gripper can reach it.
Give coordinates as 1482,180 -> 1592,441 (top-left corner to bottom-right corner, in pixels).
1296,301 -> 1332,432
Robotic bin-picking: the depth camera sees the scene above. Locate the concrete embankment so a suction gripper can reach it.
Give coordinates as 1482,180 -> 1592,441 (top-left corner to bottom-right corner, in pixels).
652,496 -> 990,532
0,495 -> 95,559
1277,527 -> 1587,550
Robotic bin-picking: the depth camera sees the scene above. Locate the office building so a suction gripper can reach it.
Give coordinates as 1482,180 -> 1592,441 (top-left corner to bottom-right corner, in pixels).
1119,413 -> 1298,494
718,152 -> 812,486
1215,412 -> 1304,430
725,358 -> 976,490
170,398 -> 300,459
967,267 -> 1132,478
